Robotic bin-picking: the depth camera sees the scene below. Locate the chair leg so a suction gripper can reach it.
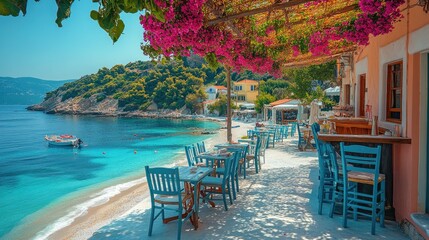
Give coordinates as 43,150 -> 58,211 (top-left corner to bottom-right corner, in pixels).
353,187 -> 358,221
148,207 -> 155,236
222,188 -> 228,211
162,204 -> 165,221
371,197 -> 377,235
177,207 -> 183,240
343,188 -> 348,228
329,191 -> 336,218
380,181 -> 386,228
235,175 -> 239,192
318,178 -> 324,215
231,178 -> 237,200
228,181 -> 233,204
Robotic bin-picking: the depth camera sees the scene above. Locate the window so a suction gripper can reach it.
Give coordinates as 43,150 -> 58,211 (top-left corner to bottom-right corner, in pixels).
386,61 -> 402,123
251,85 -> 255,91
238,95 -> 246,101
234,85 -> 242,91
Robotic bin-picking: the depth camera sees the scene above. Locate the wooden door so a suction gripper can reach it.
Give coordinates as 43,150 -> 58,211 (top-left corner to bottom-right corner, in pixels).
359,74 -> 366,116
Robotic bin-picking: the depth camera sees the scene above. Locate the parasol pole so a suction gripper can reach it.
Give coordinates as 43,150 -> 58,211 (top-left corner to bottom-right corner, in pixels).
226,66 -> 232,143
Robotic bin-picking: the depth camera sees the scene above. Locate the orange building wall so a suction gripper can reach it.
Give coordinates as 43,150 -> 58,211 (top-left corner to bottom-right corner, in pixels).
354,2 -> 429,234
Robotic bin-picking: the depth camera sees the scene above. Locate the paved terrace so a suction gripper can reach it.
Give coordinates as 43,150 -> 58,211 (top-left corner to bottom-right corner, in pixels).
91,138 -> 409,240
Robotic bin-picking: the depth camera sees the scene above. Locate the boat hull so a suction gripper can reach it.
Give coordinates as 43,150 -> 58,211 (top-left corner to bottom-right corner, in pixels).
45,135 -> 80,147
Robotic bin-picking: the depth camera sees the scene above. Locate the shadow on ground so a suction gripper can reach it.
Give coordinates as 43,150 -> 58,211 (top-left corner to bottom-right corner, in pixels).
91,139 -> 408,240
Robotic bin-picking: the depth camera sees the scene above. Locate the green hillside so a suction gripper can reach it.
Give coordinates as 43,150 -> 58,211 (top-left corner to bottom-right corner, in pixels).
46,57 -> 277,112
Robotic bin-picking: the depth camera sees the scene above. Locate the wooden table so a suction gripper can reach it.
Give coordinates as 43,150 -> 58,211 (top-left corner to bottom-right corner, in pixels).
178,166 -> 213,229
318,133 -> 412,220
215,143 -> 249,149
237,139 -> 255,144
196,152 -> 234,173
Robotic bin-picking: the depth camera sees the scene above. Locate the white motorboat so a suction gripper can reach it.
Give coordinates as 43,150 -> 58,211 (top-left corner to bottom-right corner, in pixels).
45,135 -> 82,147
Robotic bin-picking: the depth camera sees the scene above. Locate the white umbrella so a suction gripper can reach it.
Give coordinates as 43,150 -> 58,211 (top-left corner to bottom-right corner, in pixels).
309,100 -> 320,125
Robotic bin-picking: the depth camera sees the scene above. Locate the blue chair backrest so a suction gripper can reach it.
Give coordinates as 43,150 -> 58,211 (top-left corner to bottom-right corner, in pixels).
145,166 -> 181,196
247,130 -> 253,138
316,141 -> 338,177
340,143 -> 382,182
297,123 -> 304,141
325,142 -> 340,183
283,125 -> 289,136
291,123 -> 297,135
220,152 -> 236,183
185,145 -> 198,166
197,141 -> 206,154
228,148 -> 242,177
254,135 -> 262,158
311,123 -> 321,148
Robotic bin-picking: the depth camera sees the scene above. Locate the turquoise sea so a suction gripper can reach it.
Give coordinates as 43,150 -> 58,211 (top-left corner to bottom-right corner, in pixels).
0,105 -> 220,239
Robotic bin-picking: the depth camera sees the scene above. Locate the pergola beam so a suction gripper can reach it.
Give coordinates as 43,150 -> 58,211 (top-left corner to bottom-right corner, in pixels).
283,47 -> 357,68
206,0 -> 314,26
284,3 -> 358,27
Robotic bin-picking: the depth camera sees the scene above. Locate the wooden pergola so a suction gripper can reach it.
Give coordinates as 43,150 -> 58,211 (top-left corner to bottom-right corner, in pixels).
201,0 -> 360,142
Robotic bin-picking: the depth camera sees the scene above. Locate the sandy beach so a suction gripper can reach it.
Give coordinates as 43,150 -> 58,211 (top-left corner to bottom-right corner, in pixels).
47,121 -> 253,240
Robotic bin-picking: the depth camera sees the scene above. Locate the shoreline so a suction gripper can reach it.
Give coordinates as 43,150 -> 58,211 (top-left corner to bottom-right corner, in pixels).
26,106 -> 227,123
45,120 -> 252,240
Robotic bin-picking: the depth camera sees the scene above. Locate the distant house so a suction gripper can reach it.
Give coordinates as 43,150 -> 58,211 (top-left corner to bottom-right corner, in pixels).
205,85 -> 227,100
202,99 -> 218,115
232,79 -> 259,103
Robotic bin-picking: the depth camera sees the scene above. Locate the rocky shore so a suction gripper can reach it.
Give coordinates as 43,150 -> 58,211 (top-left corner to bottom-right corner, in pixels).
27,94 -> 223,121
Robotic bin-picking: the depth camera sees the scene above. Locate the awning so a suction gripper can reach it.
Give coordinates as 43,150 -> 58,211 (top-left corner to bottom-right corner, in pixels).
324,86 -> 340,96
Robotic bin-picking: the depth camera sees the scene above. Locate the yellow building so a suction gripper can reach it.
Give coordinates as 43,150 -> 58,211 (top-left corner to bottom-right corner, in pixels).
232,79 -> 259,103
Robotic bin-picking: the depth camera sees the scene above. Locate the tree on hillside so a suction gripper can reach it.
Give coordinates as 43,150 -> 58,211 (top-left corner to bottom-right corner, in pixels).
259,79 -> 289,99
255,93 -> 276,113
207,94 -> 237,116
284,61 -> 336,105
185,89 -> 207,114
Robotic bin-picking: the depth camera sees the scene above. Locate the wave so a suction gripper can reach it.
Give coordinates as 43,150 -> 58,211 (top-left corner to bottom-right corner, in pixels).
32,177 -> 147,240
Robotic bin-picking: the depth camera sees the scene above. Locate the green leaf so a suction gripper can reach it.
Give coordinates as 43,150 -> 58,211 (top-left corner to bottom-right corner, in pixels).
0,0 -> 27,16
108,19 -> 125,43
100,12 -> 116,29
55,0 -> 74,27
90,10 -> 99,20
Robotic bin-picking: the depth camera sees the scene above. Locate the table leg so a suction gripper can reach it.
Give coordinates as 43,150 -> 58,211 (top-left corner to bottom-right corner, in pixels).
192,181 -> 200,229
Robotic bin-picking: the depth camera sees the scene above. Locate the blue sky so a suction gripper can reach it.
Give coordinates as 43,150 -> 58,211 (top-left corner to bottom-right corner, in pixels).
0,1 -> 149,80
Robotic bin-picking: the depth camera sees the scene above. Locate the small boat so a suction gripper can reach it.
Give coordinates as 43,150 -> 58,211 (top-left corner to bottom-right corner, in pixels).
45,135 -> 82,147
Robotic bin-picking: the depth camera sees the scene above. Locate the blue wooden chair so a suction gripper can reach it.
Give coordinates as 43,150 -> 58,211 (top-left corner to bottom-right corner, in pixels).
315,140 -> 335,215
339,143 -> 385,235
311,122 -> 321,148
268,128 -> 276,148
196,141 -> 206,154
145,166 -> 194,240
185,145 -> 202,166
290,122 -> 297,137
296,123 -> 305,150
227,148 -> 243,200
258,132 -> 269,164
245,135 -> 262,174
201,153 -> 236,210
281,125 -> 289,141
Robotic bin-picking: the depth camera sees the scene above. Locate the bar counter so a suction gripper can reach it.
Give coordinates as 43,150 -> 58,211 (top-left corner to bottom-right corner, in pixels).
318,133 -> 411,220
318,133 -> 411,144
